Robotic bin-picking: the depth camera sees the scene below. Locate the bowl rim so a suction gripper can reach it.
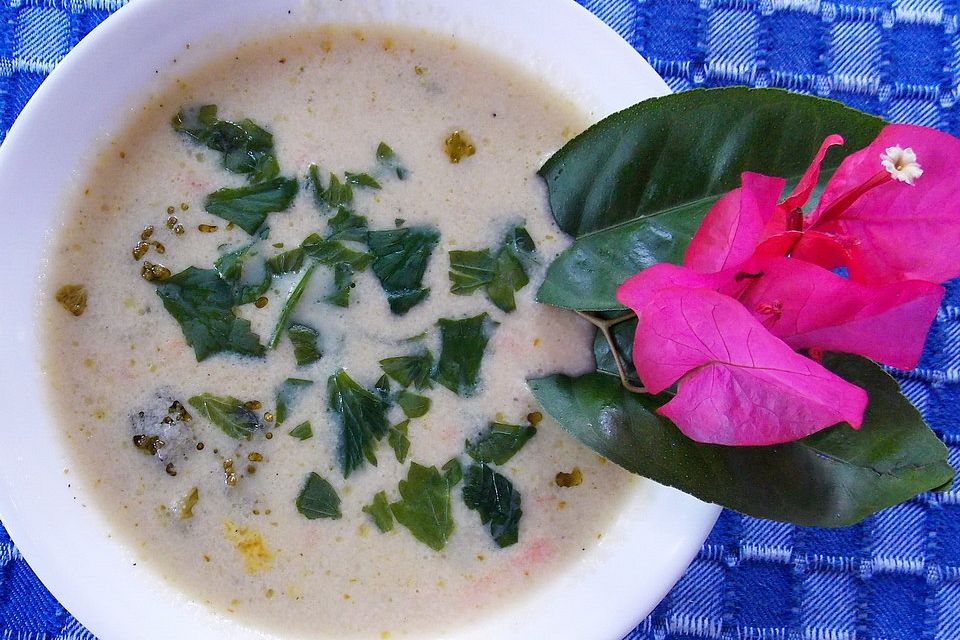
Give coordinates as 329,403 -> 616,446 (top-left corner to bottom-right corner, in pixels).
0,1 -> 721,639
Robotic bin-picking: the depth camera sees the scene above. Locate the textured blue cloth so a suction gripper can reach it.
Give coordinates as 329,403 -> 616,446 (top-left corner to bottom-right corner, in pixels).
1,1 -> 959,639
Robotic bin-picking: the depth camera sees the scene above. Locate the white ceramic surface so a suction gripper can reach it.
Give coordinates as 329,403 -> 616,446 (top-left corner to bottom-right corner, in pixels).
0,1 -> 721,639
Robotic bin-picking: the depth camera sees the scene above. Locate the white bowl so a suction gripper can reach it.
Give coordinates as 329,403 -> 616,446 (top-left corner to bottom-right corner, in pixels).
0,1 -> 720,638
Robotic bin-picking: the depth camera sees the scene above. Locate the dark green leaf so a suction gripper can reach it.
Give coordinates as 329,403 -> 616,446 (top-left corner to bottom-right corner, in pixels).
537,88 -> 885,310
376,142 -> 407,180
397,390 -> 431,419
296,472 -> 342,520
448,227 -> 534,312
433,313 -> 498,396
592,318 -> 640,385
188,393 -> 262,440
375,374 -> 392,403
345,172 -> 382,190
326,209 -> 369,242
528,354 -> 955,527
368,227 -> 440,315
172,105 -> 279,182
379,350 -> 434,390
466,422 -> 537,465
486,247 -> 528,313
204,177 -> 299,235
301,233 -> 373,270
448,249 -> 495,294
268,264 -> 319,349
288,421 -> 313,440
214,243 -> 272,305
266,247 -> 305,274
327,369 -> 390,477
390,462 -> 454,551
308,165 -> 353,210
155,267 -> 264,361
462,464 -> 522,548
502,225 -> 536,257
363,491 -> 394,532
388,420 -> 411,464
325,262 -> 355,307
275,378 -> 313,425
442,458 -> 463,486
287,323 -> 322,366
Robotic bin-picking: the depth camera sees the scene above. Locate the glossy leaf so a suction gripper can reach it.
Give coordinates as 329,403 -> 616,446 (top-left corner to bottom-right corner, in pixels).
368,226 -> 440,315
379,350 -> 434,390
462,464 -> 522,548
466,422 -> 537,465
390,462 -> 455,551
188,393 -> 262,440
528,354 -> 955,527
204,177 -> 299,235
296,472 -> 342,520
433,313 -> 498,396
287,323 -> 321,366
327,369 -> 389,477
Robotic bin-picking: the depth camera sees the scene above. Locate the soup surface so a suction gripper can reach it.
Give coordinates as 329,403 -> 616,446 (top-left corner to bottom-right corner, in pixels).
41,26 -> 636,638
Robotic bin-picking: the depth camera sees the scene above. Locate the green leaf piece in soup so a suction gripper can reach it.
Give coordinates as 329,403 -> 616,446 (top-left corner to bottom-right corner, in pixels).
171,105 -> 280,183
214,243 -> 272,305
287,323 -> 322,366
390,462 -> 455,551
536,87 -> 886,311
204,176 -> 299,235
466,422 -> 537,465
397,390 -> 431,419
432,313 -> 498,397
528,354 -> 956,527
266,247 -> 306,275
155,267 -> 265,361
301,233 -> 373,270
363,491 -> 394,532
345,171 -> 382,190
379,350 -> 434,390
296,472 -> 342,520
442,458 -> 463,486
448,249 -> 495,294
326,208 -> 369,243
388,420 -> 411,464
448,226 -> 535,312
268,263 -> 319,349
275,378 -> 314,425
376,141 -> 408,180
462,463 -> 522,548
368,226 -> 440,315
327,369 -> 390,477
308,164 -> 354,211
288,421 -> 314,441
325,262 -> 355,308
592,318 -> 641,386
188,393 -> 263,440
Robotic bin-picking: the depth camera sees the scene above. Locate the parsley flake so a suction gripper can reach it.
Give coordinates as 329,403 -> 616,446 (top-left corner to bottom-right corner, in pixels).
432,313 -> 498,396
462,464 -> 522,548
296,472 -> 342,520
368,226 -> 440,315
363,491 -> 394,532
466,422 -> 537,465
188,393 -> 262,440
327,369 -> 390,477
390,462 -> 455,551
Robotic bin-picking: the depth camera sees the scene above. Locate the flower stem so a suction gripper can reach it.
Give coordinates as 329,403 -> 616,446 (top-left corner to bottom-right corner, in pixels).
575,310 -> 647,394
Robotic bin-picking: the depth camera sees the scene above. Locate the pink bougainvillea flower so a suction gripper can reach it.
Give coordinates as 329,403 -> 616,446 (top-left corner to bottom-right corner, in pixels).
620,284 -> 867,446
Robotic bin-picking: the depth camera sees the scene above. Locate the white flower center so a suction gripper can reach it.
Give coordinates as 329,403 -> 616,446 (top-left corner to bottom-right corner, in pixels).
880,145 -> 923,185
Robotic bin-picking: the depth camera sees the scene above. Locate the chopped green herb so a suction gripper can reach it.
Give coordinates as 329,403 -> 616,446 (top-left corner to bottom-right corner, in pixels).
376,142 -> 408,180
448,226 -> 535,312
485,248 -> 528,313
462,464 -> 522,548
442,458 -> 463,486
172,105 -> 279,183
388,420 -> 411,464
266,247 -> 306,274
214,243 -> 271,305
394,218 -> 405,227
397,390 -> 431,419
188,393 -> 262,440
275,378 -> 313,425
326,208 -> 369,243
379,350 -> 434,389
155,267 -> 264,361
363,491 -> 394,532
390,462 -> 454,551
308,164 -> 354,211
296,472 -> 342,520
448,249 -> 495,294
287,323 -> 322,366
268,263 -> 319,349
466,422 -> 537,465
368,226 -> 440,315
325,262 -> 355,307
345,172 -> 382,190
432,313 -> 498,396
327,369 -> 390,477
375,374 -> 392,403
204,176 -> 299,235
502,225 -> 536,256
288,421 -> 313,440
301,233 -> 373,270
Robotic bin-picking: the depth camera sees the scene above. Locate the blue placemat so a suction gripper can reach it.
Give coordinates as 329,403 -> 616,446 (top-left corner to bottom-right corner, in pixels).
2,1 -> 959,638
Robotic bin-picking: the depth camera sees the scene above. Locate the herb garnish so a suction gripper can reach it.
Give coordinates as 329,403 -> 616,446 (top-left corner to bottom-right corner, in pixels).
432,313 -> 498,396
448,226 -> 536,312
326,208 -> 369,242
156,267 -> 264,361
379,350 -> 434,390
188,393 -> 263,440
214,243 -> 271,304
327,369 -> 390,477
387,420 -> 411,463
368,226 -> 440,314
466,422 -> 537,465
397,390 -> 431,419
376,142 -> 408,180
204,177 -> 299,235
288,421 -> 313,440
296,472 -> 342,520
390,462 -> 455,551
275,378 -> 313,425
172,105 -> 279,183
301,233 -> 373,270
363,491 -> 394,532
325,263 -> 355,307
345,172 -> 382,190
266,247 -> 306,274
462,464 -> 522,548
268,263 -> 319,349
308,165 -> 354,211
287,323 -> 322,365
442,458 -> 463,486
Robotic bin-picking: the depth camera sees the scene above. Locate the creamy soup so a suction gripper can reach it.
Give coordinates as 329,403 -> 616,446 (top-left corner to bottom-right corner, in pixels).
41,26 -> 636,639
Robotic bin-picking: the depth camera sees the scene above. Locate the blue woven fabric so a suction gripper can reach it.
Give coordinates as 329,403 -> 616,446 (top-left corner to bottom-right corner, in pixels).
1,1 -> 959,638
